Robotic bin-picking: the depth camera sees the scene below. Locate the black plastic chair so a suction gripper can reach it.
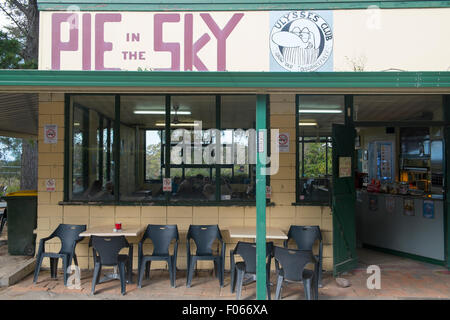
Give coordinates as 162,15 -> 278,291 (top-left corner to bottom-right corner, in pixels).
230,241 -> 274,300
33,224 -> 86,286
186,225 -> 225,288
284,225 -> 323,287
138,224 -> 179,288
273,246 -> 319,300
91,235 -> 133,295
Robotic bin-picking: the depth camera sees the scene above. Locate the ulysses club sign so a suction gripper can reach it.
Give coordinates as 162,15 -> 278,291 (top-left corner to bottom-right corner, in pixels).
39,10 -> 334,72
270,11 -> 333,72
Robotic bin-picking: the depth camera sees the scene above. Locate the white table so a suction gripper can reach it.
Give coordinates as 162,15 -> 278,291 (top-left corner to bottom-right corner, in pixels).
80,225 -> 145,284
228,226 -> 288,240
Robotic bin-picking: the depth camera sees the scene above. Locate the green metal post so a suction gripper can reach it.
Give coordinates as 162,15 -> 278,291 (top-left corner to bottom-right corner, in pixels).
256,94 -> 267,300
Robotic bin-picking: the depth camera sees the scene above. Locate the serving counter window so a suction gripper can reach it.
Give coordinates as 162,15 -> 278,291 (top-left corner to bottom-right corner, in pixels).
296,95 -> 344,205
66,94 -> 258,204
354,94 -> 446,262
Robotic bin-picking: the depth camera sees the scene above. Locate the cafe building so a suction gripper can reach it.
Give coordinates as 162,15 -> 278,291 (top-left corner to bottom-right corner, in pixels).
0,0 -> 450,289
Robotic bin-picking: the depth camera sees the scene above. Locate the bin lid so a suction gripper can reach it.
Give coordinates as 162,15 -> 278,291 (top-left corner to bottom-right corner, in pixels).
5,190 -> 37,197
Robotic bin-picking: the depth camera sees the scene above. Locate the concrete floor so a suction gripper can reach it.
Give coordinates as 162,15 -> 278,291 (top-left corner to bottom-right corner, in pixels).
0,248 -> 448,300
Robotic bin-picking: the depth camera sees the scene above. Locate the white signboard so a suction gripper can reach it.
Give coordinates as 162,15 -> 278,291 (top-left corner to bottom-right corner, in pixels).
39,10 -> 333,72
46,179 -> 56,192
163,178 -> 172,192
44,124 -> 58,144
278,132 -> 290,153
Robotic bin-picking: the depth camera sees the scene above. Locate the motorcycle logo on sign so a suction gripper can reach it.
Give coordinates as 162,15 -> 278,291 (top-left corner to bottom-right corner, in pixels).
270,11 -> 333,72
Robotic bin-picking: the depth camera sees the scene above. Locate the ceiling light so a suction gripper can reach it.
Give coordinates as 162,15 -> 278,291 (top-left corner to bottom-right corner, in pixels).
134,110 -> 191,115
155,122 -> 199,127
299,109 -> 342,113
299,122 -> 318,126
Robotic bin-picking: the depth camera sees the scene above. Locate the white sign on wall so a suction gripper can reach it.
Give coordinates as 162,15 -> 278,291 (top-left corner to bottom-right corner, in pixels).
44,124 -> 58,144
46,179 -> 56,192
278,132 -> 290,153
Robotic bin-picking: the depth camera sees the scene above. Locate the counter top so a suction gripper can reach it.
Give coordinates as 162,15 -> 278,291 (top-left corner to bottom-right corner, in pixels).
357,189 -> 444,200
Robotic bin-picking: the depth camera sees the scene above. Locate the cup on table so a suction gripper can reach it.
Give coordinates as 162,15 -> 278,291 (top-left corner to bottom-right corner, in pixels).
115,223 -> 122,231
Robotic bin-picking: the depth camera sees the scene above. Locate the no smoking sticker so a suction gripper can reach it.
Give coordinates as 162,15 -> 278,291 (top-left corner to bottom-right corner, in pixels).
44,124 -> 58,144
278,133 -> 290,153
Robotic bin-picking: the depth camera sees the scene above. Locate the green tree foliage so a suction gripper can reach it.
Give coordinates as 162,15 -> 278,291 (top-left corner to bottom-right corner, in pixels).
302,142 -> 332,177
0,31 -> 21,69
0,137 -> 22,193
0,0 -> 39,68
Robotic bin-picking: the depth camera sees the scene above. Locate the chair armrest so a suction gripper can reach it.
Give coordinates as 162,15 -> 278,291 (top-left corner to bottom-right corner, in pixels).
37,235 -> 56,253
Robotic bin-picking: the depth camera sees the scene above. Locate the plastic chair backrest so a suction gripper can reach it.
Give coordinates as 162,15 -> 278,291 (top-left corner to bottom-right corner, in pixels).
274,246 -> 314,282
51,224 -> 87,254
287,225 -> 322,251
234,241 -> 273,273
91,235 -> 129,265
187,225 -> 222,256
143,224 -> 179,256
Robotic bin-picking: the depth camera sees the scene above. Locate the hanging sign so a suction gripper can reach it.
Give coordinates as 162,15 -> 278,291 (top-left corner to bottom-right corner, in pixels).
44,124 -> 58,144
339,157 -> 352,178
163,178 -> 172,192
46,179 -> 56,192
278,133 -> 290,153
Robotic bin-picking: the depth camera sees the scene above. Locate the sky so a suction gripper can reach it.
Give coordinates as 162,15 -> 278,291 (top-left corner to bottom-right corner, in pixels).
0,9 -> 11,32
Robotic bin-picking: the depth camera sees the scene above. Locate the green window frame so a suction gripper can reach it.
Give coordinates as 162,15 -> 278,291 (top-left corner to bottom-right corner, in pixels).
64,93 -> 269,205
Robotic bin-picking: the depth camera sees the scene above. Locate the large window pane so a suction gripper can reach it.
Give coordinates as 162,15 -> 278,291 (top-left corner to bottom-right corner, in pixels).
221,96 -> 256,200
69,95 -> 115,201
120,96 -> 165,201
169,96 -> 216,201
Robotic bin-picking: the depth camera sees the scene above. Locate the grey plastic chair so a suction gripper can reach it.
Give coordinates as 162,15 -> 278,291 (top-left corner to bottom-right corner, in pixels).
284,225 -> 323,287
138,224 -> 179,288
230,241 -> 273,300
33,224 -> 86,286
273,246 -> 319,300
186,225 -> 225,288
91,235 -> 132,295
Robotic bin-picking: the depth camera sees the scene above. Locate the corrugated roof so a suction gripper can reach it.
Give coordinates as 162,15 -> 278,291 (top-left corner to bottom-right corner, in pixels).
0,93 -> 38,137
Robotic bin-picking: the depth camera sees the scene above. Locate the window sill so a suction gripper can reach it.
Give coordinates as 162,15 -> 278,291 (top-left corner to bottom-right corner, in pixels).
292,202 -> 331,207
59,201 -> 275,207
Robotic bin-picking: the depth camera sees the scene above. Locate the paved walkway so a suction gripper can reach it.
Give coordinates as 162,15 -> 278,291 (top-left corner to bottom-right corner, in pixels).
0,248 -> 448,300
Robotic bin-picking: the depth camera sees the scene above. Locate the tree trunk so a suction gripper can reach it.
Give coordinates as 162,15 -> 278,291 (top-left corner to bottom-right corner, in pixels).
20,139 -> 37,190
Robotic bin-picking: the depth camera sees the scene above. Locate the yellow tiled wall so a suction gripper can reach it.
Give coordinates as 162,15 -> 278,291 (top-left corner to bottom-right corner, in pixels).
36,93 -> 333,272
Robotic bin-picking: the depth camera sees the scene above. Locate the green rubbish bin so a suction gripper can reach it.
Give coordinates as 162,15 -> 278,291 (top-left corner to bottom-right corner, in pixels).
4,190 -> 37,256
